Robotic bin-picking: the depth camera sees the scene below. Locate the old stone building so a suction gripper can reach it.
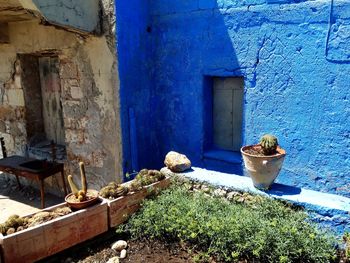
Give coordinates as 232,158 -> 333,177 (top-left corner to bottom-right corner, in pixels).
0,0 -> 122,194
2,0 -> 350,201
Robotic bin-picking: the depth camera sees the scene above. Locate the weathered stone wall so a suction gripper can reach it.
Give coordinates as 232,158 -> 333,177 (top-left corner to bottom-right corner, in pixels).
0,7 -> 122,195
0,57 -> 26,156
20,0 -> 101,34
118,0 -> 350,196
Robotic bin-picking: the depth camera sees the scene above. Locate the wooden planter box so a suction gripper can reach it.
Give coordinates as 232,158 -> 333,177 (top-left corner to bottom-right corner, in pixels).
105,177 -> 171,227
0,200 -> 108,263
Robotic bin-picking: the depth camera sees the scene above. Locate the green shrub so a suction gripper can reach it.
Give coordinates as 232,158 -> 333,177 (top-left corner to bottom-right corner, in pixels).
343,232 -> 350,259
118,187 -> 337,263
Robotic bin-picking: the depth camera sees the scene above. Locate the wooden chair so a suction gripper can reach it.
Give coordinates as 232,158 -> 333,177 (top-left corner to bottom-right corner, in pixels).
0,137 -> 68,208
1,137 -> 21,188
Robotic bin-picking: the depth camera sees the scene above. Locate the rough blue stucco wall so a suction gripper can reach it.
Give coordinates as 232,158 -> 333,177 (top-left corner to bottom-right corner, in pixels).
146,0 -> 350,196
115,0 -> 159,176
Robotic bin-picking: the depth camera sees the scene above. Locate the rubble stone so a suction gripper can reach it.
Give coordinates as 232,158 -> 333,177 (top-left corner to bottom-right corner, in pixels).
111,240 -> 127,251
164,151 -> 191,172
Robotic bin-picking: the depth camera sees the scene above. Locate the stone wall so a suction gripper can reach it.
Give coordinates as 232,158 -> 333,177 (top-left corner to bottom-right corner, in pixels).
0,5 -> 122,195
118,0 -> 350,197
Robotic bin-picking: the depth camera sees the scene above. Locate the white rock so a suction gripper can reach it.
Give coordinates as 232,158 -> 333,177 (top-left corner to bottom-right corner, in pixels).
213,188 -> 227,198
201,185 -> 211,193
193,183 -> 201,190
111,240 -> 127,251
164,151 -> 191,172
107,256 -> 119,263
120,249 -> 127,259
226,191 -> 240,201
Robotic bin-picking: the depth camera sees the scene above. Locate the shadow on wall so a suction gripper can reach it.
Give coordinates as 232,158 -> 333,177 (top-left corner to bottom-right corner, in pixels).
118,0 -> 350,197
145,0 -> 350,197
149,1 -> 244,175
116,0 -> 159,177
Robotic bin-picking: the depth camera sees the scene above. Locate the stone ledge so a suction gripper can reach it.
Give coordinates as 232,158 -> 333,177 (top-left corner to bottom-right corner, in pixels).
161,167 -> 350,235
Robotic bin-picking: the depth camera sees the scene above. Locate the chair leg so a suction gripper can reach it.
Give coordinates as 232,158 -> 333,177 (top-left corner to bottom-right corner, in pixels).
15,175 -> 21,188
61,170 -> 67,196
40,180 -> 45,209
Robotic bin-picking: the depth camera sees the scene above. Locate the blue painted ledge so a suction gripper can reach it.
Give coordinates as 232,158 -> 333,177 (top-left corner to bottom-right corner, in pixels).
203,150 -> 242,164
161,167 -> 350,235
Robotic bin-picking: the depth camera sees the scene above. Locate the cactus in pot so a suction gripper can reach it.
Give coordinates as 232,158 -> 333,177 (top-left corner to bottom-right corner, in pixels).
65,162 -> 99,209
241,134 -> 286,190
67,162 -> 88,202
0,215 -> 26,236
260,134 -> 278,155
99,182 -> 128,199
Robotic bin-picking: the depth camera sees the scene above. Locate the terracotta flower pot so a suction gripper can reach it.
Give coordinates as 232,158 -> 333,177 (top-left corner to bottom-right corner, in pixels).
65,189 -> 100,210
241,145 -> 286,190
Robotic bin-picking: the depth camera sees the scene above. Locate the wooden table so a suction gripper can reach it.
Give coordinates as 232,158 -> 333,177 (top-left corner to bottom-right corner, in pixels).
0,156 -> 67,208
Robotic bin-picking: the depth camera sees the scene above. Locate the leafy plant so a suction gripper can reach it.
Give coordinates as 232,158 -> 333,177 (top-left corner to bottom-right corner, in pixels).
118,186 -> 337,263
343,232 -> 350,260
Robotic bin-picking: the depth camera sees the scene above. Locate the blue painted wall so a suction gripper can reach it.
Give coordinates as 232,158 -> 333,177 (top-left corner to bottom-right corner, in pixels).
115,0 -> 160,176
117,0 -> 350,196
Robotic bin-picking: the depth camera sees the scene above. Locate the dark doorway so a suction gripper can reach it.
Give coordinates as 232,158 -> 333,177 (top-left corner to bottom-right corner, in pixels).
19,54 -> 66,160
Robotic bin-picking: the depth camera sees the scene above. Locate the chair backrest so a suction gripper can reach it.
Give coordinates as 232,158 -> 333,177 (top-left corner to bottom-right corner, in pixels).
0,137 -> 7,158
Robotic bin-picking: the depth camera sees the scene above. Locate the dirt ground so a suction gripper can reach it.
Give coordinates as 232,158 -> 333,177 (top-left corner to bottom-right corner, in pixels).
0,174 -> 63,223
39,231 -> 194,263
75,239 -> 193,263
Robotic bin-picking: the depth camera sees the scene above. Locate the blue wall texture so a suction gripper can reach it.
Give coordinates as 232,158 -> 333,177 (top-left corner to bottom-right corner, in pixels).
116,0 -> 350,197
116,0 -> 161,176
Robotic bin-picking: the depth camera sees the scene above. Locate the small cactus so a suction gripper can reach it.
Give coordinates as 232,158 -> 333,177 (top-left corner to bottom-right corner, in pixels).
67,175 -> 79,197
99,169 -> 165,199
129,180 -> 142,192
0,215 -> 26,236
6,228 -> 15,235
78,194 -> 85,202
80,162 -> 87,195
259,134 -> 279,155
5,215 -> 21,229
99,183 -> 128,199
131,169 -> 165,189
0,224 -> 6,235
67,162 -> 88,202
149,170 -> 165,181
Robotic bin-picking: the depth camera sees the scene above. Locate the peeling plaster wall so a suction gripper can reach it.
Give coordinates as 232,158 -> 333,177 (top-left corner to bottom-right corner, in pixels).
120,0 -> 350,196
22,0 -> 101,34
0,11 -> 122,195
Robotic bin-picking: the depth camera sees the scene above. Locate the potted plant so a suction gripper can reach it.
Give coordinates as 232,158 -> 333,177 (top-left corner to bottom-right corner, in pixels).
65,162 -> 99,209
0,196 -> 107,263
241,134 -> 286,190
99,169 -> 171,227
